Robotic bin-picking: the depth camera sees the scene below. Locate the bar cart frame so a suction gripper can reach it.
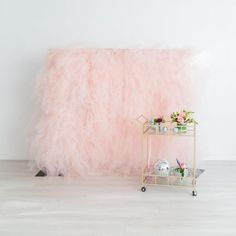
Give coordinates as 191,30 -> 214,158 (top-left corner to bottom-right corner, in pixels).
137,115 -> 199,197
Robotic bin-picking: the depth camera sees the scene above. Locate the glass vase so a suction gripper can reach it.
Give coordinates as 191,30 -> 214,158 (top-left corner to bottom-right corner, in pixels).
177,123 -> 187,133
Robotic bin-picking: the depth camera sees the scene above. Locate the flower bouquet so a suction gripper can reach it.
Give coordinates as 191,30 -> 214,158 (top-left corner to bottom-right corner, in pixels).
154,117 -> 165,125
149,116 -> 165,132
171,110 -> 198,133
174,159 -> 188,178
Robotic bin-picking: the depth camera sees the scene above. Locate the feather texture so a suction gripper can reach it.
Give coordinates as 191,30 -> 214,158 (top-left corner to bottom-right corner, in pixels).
31,48 -> 197,176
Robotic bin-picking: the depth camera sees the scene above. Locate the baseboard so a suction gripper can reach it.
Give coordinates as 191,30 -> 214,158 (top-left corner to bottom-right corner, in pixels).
1,155 -> 236,161
205,155 -> 236,160
0,155 -> 31,160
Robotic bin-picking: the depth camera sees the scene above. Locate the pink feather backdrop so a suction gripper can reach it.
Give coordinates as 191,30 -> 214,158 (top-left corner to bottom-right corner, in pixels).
31,48 -> 198,176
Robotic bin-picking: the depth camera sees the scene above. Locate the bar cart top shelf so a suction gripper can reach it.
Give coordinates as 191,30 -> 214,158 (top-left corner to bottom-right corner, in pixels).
137,115 -> 196,137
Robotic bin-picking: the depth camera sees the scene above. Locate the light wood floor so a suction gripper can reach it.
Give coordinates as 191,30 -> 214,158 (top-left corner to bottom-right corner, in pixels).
0,160 -> 236,236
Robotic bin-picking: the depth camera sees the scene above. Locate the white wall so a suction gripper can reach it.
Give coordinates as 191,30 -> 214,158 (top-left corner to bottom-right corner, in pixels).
1,0 -> 236,160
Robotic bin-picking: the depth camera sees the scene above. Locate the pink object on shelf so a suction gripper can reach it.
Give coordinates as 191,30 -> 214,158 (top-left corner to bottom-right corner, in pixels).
177,116 -> 185,124
31,48 -> 198,176
180,162 -> 187,169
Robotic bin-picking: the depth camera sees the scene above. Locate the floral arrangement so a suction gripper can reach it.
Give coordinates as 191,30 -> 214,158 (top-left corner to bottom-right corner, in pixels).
154,116 -> 165,125
171,110 -> 198,125
175,159 -> 188,177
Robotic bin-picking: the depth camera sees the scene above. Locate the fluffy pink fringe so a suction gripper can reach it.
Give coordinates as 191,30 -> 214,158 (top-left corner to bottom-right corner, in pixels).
31,48 -> 197,176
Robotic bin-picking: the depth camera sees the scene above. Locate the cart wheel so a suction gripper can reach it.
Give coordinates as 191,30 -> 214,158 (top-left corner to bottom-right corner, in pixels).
192,190 -> 197,196
141,186 -> 146,192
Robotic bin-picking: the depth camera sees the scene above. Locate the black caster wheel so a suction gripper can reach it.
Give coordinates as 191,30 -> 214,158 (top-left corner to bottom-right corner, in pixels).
192,190 -> 197,196
141,186 -> 146,192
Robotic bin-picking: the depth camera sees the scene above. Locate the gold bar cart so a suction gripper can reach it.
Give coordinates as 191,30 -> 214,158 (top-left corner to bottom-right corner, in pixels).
137,115 -> 203,197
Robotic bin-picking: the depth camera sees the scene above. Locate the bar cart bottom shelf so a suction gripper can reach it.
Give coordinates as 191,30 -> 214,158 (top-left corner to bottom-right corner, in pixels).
140,168 -> 204,197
